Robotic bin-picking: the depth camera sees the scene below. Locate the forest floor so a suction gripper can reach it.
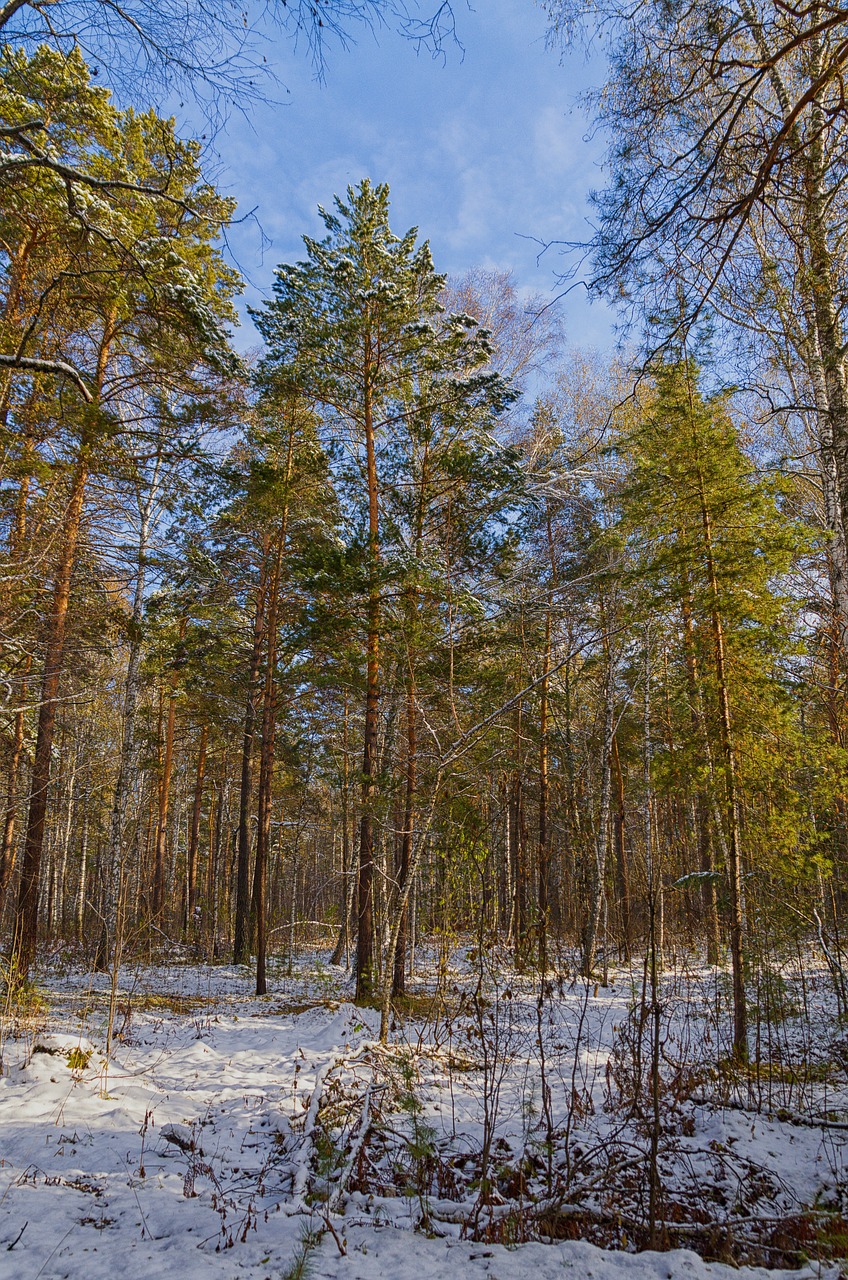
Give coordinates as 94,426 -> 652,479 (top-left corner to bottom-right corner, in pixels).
0,944 -> 847,1280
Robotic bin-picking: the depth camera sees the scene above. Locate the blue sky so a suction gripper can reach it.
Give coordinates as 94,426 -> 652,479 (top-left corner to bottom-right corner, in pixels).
190,0 -> 614,354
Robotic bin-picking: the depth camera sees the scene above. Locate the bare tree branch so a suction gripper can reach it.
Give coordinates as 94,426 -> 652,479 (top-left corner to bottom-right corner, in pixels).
0,351 -> 93,400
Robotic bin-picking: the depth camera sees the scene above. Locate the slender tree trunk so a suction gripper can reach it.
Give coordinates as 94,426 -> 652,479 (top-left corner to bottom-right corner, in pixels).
390,434 -> 429,997
97,465 -> 158,967
11,457 -> 88,976
253,422 -> 294,996
694,461 -> 748,1059
393,675 -> 416,997
538,609 -> 551,975
611,734 -> 631,961
706,589 -> 747,1057
582,648 -> 615,978
357,367 -> 379,1001
643,632 -> 664,1245
207,780 -> 224,960
804,311 -> 848,654
55,740 -> 76,933
0,665 -> 28,916
234,545 -> 269,964
803,45 -> 848,644
186,724 -> 208,932
679,591 -> 722,964
152,647 -> 180,922
330,697 -> 353,966
562,637 -> 581,939
254,687 -> 271,998
76,803 -> 89,940
509,770 -> 523,954
0,445 -> 33,915
737,8 -> 848,647
253,554 -> 283,995
379,771 -> 445,1042
11,314 -> 118,975
498,777 -> 510,935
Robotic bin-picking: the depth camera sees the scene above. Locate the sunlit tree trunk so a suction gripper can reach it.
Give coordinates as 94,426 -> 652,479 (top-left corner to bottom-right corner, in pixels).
234,544 -> 269,965
152,623 -> 183,922
98,457 -> 160,968
582,645 -> 615,978
11,456 -> 88,976
538,609 -> 551,975
186,724 -> 208,932
357,355 -> 379,1000
392,676 -> 416,997
680,591 -> 722,965
0,436 -> 35,917
611,734 -> 631,962
254,421 -> 294,996
694,464 -> 747,1059
330,697 -> 354,967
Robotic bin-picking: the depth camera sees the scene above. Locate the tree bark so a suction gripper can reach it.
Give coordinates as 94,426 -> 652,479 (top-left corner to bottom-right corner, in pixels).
0,667 -> 27,918
253,422 -> 294,997
538,611 -> 551,975
233,543 -> 269,964
330,696 -> 353,966
392,676 -> 416,997
0,441 -> 34,919
97,461 -> 159,968
611,733 -> 631,961
151,634 -> 181,922
357,359 -> 379,1001
582,651 -> 615,979
679,588 -> 723,963
186,723 -> 208,932
693,453 -> 748,1060
11,457 -> 88,976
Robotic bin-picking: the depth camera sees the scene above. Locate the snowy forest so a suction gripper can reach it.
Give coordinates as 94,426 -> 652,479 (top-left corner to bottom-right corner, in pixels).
3,3 -> 848,1279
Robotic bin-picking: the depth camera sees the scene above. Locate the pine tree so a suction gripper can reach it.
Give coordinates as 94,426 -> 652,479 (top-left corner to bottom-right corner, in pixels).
2,48 -> 238,978
619,359 -> 807,1058
255,180 -> 513,998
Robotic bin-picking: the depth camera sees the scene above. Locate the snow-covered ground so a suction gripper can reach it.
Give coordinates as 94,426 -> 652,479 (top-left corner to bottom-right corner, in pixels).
0,948 -> 845,1279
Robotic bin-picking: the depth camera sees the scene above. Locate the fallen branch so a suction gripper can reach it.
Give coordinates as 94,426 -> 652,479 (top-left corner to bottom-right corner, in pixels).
328,1081 -> 374,1212
289,1063 -> 332,1207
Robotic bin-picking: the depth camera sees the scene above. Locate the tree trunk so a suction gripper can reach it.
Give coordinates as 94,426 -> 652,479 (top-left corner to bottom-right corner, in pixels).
253,552 -> 283,995
611,733 -> 631,961
0,449 -> 33,918
582,651 -> 615,978
538,611 -> 551,975
330,696 -> 353,966
802,45 -> 848,651
509,770 -> 524,956
679,590 -> 722,965
152,652 -> 180,922
694,458 -> 748,1059
233,545 -> 269,964
357,367 -> 379,1001
207,780 -> 224,960
253,421 -> 294,996
392,676 -> 416,997
0,664 -> 28,918
186,723 -> 208,932
11,457 -> 88,977
97,465 -> 158,968
76,802 -> 89,941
